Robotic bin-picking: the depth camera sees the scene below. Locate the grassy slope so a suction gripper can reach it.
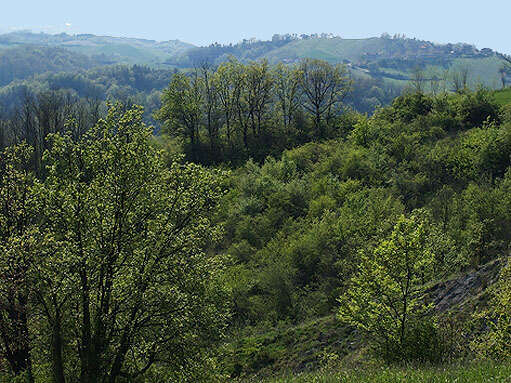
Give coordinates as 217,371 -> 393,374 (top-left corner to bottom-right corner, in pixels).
262,38 -> 506,88
225,259 -> 503,380
262,37 -> 390,63
248,362 -> 511,382
452,57 -> 505,88
222,316 -> 357,379
493,88 -> 511,106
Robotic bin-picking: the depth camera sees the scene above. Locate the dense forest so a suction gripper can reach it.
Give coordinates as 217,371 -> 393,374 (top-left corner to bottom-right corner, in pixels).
2,32 -> 511,382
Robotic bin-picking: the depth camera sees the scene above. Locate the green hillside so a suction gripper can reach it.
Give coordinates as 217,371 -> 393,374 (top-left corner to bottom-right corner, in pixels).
169,35 -> 510,90
1,32 -> 509,90
0,45 -> 97,86
262,37 -> 393,63
493,87 -> 511,105
0,31 -> 194,65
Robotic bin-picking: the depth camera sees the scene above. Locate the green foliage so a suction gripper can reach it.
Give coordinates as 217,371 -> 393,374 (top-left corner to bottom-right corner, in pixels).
473,259 -> 511,359
33,104 -> 229,382
0,144 -> 37,380
3,69 -> 511,380
156,58 -> 351,164
338,214 -> 441,363
0,105 -> 230,382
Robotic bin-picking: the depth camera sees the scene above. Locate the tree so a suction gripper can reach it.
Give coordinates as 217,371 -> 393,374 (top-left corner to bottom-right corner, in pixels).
35,104 -> 229,382
243,60 -> 273,140
450,67 -> 470,93
298,59 -> 350,138
473,258 -> 511,359
338,214 -> 436,362
0,144 -> 36,382
273,63 -> 300,134
156,72 -> 203,161
214,59 -> 242,150
199,63 -> 221,156
410,67 -> 426,94
499,66 -> 508,89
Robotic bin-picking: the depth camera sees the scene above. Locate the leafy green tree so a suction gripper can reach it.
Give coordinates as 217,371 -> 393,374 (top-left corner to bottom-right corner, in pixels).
243,60 -> 273,140
339,214 -> 436,362
0,144 -> 36,382
214,58 -> 243,150
156,72 -> 203,161
298,59 -> 351,138
34,104 -> 229,382
272,63 -> 301,135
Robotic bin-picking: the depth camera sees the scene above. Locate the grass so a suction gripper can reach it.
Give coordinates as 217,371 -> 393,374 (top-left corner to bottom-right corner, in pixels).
451,57 -> 504,88
263,37 -> 395,63
243,361 -> 511,382
493,88 -> 511,106
221,316 -> 356,378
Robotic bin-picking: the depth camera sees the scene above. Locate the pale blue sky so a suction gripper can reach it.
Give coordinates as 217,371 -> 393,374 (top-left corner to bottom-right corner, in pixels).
1,0 -> 509,53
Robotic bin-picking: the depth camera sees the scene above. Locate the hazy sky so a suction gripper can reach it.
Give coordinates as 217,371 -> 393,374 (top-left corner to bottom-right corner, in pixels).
1,0 -> 509,53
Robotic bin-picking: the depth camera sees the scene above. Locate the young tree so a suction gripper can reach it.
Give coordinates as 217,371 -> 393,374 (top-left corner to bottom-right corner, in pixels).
35,105 -> 229,382
410,67 -> 426,94
499,66 -> 508,89
474,258 -> 511,359
338,214 -> 436,362
298,59 -> 350,138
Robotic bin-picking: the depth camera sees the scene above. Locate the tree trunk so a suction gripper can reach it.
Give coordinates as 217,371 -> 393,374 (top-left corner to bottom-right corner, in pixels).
51,313 -> 66,383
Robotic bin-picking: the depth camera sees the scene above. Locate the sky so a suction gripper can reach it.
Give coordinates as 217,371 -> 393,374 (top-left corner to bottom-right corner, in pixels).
1,0 -> 509,53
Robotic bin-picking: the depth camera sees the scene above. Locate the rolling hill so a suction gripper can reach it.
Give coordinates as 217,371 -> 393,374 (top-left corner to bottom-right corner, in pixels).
0,30 -> 194,66
169,35 -> 510,88
0,31 -> 510,116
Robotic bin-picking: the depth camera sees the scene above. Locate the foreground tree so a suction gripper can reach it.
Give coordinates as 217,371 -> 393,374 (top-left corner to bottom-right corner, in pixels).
35,105 -> 229,382
0,144 -> 36,382
339,214 -> 437,362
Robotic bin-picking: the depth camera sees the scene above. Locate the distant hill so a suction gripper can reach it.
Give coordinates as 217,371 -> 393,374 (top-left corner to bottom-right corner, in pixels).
0,31 -> 510,111
0,45 -> 98,86
169,35 -> 510,88
0,31 -> 194,66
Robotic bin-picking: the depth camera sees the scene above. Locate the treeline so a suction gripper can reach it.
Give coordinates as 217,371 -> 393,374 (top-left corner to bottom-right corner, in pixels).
0,58 -> 401,133
156,58 -> 354,164
0,64 -> 173,125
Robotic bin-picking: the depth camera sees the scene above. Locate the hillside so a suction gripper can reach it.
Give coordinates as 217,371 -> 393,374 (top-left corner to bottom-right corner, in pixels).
169,35 -> 510,88
2,50 -> 511,380
0,45 -> 98,86
0,30 -> 194,66
1,31 -> 509,91
225,258 -> 502,379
